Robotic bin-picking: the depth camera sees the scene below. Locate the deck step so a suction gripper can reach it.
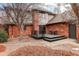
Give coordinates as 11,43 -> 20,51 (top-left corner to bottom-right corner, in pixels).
43,36 -> 67,42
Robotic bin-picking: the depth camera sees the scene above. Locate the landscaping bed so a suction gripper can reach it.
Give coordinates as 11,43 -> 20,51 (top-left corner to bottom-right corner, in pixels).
8,45 -> 79,56
0,45 -> 6,52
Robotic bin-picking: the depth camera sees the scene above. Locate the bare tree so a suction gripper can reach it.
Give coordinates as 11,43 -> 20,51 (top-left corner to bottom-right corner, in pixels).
71,3 -> 79,23
1,3 -> 34,35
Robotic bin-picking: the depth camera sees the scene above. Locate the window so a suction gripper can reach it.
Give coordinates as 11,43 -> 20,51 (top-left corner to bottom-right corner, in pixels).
39,13 -> 48,25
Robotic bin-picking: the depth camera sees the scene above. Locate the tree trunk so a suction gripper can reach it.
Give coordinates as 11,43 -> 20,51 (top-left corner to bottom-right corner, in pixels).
19,25 -> 25,36
71,4 -> 79,23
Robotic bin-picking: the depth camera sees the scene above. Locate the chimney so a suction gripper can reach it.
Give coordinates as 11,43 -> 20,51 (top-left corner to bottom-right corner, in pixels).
32,10 -> 40,35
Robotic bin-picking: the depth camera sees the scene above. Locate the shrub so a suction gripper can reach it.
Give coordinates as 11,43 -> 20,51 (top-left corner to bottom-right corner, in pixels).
0,29 -> 8,42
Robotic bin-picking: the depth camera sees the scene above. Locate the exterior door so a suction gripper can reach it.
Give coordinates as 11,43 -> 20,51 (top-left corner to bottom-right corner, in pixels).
39,25 -> 46,34
69,24 -> 76,39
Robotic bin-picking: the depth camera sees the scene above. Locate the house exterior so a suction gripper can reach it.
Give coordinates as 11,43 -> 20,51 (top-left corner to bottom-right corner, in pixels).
31,8 -> 79,41
0,4 -> 79,41
32,8 -> 79,41
45,10 -> 79,40
7,9 -> 55,38
0,5 -> 56,38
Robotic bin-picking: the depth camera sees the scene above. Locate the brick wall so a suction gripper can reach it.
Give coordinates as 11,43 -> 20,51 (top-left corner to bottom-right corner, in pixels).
8,23 -> 79,41
0,24 -> 3,28
24,25 -> 33,35
45,23 -> 69,37
8,25 -> 20,37
46,23 -> 79,41
8,25 -> 32,38
32,11 -> 40,34
76,25 -> 79,41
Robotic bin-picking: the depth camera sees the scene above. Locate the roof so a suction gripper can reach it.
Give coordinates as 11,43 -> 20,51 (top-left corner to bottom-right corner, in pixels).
31,4 -> 56,16
32,9 -> 56,16
0,10 -> 77,25
47,10 -> 78,24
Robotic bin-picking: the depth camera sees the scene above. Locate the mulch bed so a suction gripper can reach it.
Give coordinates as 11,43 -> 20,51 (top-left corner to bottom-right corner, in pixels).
0,45 -> 6,52
8,46 -> 79,56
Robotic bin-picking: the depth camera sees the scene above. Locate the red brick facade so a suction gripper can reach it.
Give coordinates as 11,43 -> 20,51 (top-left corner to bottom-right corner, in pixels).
45,23 -> 69,37
76,25 -> 79,41
7,22 -> 79,41
32,11 -> 40,34
45,23 -> 79,41
8,23 -> 69,38
8,25 -> 32,38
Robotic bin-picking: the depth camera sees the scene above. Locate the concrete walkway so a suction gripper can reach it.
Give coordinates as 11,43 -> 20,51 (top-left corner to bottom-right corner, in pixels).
0,38 -> 79,56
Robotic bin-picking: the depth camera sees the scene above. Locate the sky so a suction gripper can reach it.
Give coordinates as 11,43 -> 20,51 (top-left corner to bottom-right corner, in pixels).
0,3 -> 71,14
0,3 -> 3,7
46,3 -> 71,13
37,3 -> 71,14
